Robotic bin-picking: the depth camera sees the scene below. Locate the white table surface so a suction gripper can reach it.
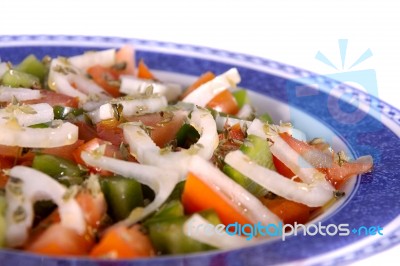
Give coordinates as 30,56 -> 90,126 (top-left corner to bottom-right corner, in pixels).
1,0 -> 399,265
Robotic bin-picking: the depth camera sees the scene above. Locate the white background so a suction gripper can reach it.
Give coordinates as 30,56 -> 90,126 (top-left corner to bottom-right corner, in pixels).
1,0 -> 398,264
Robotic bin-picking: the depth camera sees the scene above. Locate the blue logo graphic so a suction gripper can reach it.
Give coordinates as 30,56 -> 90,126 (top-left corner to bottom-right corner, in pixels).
285,39 -> 382,166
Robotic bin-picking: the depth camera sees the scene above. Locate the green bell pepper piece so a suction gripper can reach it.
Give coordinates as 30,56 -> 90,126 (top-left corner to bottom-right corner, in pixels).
53,106 -> 84,120
259,112 -> 274,124
233,89 -> 250,109
146,209 -> 220,254
32,154 -> 85,186
100,176 -> 144,221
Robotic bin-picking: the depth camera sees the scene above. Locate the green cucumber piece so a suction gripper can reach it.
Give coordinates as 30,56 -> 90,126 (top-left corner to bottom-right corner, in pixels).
1,69 -> 40,88
16,54 -> 47,81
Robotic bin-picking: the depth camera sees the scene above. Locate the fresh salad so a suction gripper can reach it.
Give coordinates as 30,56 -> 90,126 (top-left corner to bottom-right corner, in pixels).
0,46 -> 373,258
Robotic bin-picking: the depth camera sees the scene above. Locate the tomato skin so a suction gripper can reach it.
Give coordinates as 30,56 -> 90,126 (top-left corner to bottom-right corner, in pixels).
87,65 -> 120,97
74,121 -> 99,142
260,197 -> 312,225
96,119 -> 124,146
90,224 -> 155,259
0,157 -> 14,188
25,224 -> 94,256
137,59 -> 155,80
75,190 -> 107,230
182,172 -> 252,227
279,132 -> 373,189
207,89 -> 239,115
73,138 -> 121,165
96,112 -> 186,148
41,140 -> 84,161
115,45 -> 135,76
273,155 -> 295,178
180,71 -> 215,100
24,90 -> 79,108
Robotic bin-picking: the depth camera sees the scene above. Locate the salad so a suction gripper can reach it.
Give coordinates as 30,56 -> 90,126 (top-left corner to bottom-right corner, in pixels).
0,46 -> 373,258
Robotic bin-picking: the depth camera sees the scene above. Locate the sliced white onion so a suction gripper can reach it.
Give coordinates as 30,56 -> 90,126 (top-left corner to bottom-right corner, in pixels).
183,214 -> 259,249
48,58 -> 111,102
81,152 -> 179,225
0,62 -> 9,78
183,68 -> 241,107
188,155 -> 282,225
247,118 -> 306,142
215,115 -> 251,132
123,107 -> 218,179
82,98 -> 110,112
0,87 -> 41,102
225,150 -> 333,207
68,49 -> 116,70
0,103 -> 54,127
115,96 -> 168,116
88,95 -> 168,124
120,75 -> 182,101
236,104 -> 254,119
50,72 -> 88,101
0,121 -> 78,148
70,74 -> 110,98
5,166 -> 86,247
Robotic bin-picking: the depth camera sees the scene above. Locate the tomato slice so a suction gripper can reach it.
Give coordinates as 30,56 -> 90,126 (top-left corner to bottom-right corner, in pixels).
87,65 -> 120,97
180,71 -> 215,100
90,224 -> 155,259
260,196 -> 313,225
24,90 -> 79,108
206,89 -> 239,115
41,140 -> 84,162
96,119 -> 124,146
137,59 -> 155,80
182,172 -> 252,227
73,138 -> 122,165
74,121 -> 99,142
182,71 -> 239,115
0,157 -> 14,188
25,190 -> 106,256
25,223 -> 94,256
279,132 -> 373,189
75,190 -> 107,230
273,155 -> 295,178
125,111 -> 186,148
115,45 -> 135,76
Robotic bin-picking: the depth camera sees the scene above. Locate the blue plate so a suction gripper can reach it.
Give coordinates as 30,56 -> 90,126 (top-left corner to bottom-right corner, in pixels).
0,35 -> 399,266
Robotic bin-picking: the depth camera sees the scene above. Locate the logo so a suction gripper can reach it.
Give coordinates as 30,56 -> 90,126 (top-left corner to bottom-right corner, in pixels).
186,220 -> 384,241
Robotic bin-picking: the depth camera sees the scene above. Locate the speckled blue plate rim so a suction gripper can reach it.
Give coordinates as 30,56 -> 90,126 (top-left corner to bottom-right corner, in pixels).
0,35 -> 399,266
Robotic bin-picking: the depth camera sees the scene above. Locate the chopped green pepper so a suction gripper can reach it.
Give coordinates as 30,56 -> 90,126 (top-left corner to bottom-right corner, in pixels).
259,112 -> 274,124
32,154 -> 85,186
100,175 -> 144,221
1,69 -> 41,89
175,124 -> 200,149
16,54 -> 47,82
223,134 -> 275,197
233,89 -> 250,109
144,200 -> 184,227
146,209 -> 220,254
53,106 -> 84,120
